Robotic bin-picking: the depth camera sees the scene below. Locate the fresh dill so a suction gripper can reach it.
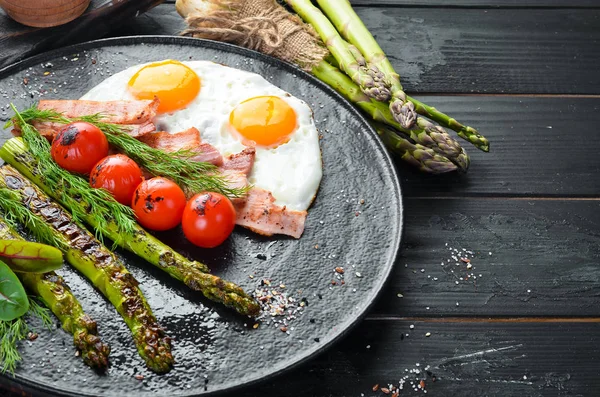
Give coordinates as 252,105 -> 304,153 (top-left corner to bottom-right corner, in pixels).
13,106 -> 247,198
0,316 -> 27,374
0,188 -> 68,251
0,297 -> 53,374
5,105 -> 137,241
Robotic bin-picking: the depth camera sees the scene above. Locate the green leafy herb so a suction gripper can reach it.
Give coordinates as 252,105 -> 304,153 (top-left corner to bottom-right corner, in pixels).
0,316 -> 27,374
0,297 -> 53,374
0,240 -> 63,274
12,106 -> 247,198
5,105 -> 137,241
0,260 -> 29,321
0,189 -> 66,250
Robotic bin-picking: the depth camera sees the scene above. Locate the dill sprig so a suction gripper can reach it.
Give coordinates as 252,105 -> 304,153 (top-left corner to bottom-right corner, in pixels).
0,297 -> 53,374
0,188 -> 67,251
6,105 -> 137,241
0,316 -> 27,374
14,107 -> 247,198
28,298 -> 53,330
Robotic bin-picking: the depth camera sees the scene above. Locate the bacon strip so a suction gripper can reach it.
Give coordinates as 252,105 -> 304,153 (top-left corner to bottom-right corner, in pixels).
37,99 -> 159,124
220,148 -> 255,175
137,128 -> 224,166
234,188 -> 307,239
12,120 -> 156,141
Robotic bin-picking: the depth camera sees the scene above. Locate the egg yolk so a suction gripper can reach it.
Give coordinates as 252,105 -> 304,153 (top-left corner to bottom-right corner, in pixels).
127,60 -> 200,113
229,96 -> 297,148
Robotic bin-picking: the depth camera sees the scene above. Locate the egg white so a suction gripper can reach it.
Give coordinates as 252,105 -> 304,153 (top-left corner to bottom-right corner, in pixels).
82,60 -> 322,212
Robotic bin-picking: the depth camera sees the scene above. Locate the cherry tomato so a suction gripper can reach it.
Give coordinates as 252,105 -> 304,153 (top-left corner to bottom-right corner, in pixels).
51,122 -> 109,174
182,192 -> 236,248
131,177 -> 186,231
89,154 -> 143,205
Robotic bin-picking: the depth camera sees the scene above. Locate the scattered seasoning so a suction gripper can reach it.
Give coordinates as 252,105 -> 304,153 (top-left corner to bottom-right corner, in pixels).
397,293 -> 403,298
253,279 -> 306,334
253,323 -> 259,329
360,199 -> 365,205
27,332 -> 38,341
460,257 -> 471,263
134,375 -> 144,381
425,332 -> 431,337
381,387 -> 390,394
355,272 -> 363,278
409,324 -> 414,329
335,267 -> 344,274
43,71 -> 50,76
372,384 -> 379,392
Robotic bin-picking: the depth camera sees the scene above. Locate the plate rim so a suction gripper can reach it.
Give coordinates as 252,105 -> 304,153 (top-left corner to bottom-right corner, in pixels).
0,35 -> 403,397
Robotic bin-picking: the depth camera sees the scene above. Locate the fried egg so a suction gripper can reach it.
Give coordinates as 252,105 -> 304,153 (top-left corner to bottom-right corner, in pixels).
82,60 -> 322,212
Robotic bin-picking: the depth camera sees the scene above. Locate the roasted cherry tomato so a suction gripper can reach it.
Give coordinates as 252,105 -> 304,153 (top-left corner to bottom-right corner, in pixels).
51,122 -> 109,174
90,154 -> 143,205
131,177 -> 186,231
182,192 -> 236,248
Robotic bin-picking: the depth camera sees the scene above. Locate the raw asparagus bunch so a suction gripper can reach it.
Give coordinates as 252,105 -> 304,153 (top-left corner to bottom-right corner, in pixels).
313,60 -> 469,171
0,166 -> 173,373
0,218 -> 110,370
285,0 -> 416,128
316,0 -> 489,152
0,137 -> 260,317
284,0 -> 393,103
372,123 -> 458,174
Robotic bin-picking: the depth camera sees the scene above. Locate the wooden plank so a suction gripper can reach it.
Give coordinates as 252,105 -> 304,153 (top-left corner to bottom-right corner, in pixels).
352,7 -> 600,94
369,198 -> 600,317
397,96 -> 600,197
350,0 -> 600,8
223,320 -> 600,396
140,4 -> 600,94
4,319 -> 599,396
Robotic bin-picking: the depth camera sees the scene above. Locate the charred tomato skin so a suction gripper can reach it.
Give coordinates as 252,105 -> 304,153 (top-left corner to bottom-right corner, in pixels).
90,154 -> 143,205
50,122 -> 109,174
131,177 -> 186,231
182,192 -> 236,248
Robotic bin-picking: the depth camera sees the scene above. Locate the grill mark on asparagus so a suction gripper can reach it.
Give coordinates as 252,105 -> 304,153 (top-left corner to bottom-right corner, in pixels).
1,168 -> 174,373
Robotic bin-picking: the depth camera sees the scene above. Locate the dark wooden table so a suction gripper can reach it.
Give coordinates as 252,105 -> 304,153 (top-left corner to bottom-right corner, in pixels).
2,1 -> 600,396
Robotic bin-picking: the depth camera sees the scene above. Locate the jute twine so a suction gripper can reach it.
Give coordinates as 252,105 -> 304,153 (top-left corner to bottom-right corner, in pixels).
181,0 -> 328,71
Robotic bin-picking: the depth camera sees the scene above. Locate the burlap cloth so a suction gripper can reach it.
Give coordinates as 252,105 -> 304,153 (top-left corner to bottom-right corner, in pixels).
181,0 -> 328,71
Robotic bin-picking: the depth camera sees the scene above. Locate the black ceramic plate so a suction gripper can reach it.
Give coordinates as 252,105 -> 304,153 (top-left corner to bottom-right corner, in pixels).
0,36 -> 402,396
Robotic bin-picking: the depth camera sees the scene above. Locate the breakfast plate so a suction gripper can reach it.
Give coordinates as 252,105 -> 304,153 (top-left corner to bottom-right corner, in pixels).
0,36 -> 402,396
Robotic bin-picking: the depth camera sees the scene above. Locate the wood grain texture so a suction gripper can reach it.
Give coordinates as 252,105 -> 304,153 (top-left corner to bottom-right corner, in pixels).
371,198 -> 600,317
0,0 -> 90,28
396,96 -> 600,197
224,320 -> 600,396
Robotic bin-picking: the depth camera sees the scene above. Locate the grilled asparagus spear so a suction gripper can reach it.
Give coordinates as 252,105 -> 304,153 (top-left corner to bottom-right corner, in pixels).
0,166 -> 174,373
0,137 -> 260,317
0,217 -> 110,369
